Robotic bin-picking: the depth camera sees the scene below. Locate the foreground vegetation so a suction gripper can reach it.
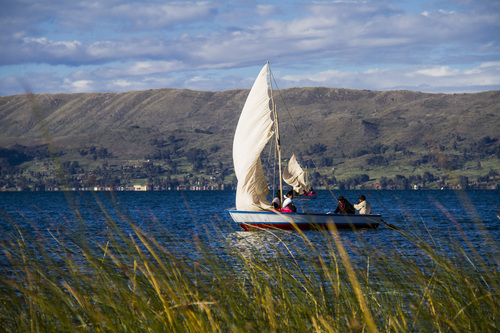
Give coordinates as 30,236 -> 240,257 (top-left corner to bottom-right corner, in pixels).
1,193 -> 498,332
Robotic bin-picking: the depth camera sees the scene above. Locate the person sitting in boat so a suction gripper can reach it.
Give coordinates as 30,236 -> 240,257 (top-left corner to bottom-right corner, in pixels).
272,190 -> 282,211
354,194 -> 371,215
305,187 -> 316,196
281,190 -> 297,213
334,195 -> 355,214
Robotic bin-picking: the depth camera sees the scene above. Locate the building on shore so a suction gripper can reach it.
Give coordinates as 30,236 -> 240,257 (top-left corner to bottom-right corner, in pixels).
133,185 -> 150,191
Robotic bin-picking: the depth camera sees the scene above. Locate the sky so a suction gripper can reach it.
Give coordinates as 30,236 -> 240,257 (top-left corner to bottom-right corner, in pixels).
1,0 -> 499,96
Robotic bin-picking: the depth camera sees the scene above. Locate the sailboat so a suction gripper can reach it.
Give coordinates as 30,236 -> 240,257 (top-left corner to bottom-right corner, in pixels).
228,62 -> 382,230
283,153 -> 317,199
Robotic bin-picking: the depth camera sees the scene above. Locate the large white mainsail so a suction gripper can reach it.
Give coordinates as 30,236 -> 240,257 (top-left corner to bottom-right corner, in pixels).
233,64 -> 274,211
283,153 -> 308,195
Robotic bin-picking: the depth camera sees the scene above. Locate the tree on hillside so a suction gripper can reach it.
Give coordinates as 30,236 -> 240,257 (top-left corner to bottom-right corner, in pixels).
186,148 -> 207,164
309,143 -> 327,155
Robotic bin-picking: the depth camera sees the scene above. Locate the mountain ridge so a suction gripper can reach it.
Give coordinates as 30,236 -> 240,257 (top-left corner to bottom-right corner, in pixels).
1,87 -> 499,189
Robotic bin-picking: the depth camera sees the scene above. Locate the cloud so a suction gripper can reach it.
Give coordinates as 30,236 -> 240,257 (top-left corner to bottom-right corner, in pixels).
256,4 -> 279,17
0,0 -> 499,95
97,61 -> 185,78
412,66 -> 461,77
24,37 -> 83,55
279,62 -> 500,92
110,1 -> 217,30
405,63 -> 500,89
1,60 -> 498,96
64,79 -> 94,93
86,37 -> 168,61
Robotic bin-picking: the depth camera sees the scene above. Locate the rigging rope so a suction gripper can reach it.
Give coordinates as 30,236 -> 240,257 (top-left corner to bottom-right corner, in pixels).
269,67 -> 339,203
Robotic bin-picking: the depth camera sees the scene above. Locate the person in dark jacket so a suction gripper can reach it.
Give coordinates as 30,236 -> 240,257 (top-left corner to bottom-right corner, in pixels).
334,195 -> 355,214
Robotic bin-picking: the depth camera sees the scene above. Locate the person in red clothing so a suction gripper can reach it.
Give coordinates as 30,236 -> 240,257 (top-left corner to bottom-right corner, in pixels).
281,190 -> 297,213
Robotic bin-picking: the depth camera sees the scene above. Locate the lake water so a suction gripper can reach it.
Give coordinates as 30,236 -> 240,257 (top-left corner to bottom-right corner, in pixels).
1,190 -> 499,266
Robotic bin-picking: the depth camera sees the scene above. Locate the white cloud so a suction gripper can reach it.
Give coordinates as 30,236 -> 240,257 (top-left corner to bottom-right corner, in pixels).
111,1 -> 216,29
23,37 -> 83,56
411,66 -> 461,77
98,61 -> 184,78
0,0 -> 499,95
256,5 -> 278,17
278,63 -> 500,92
64,79 -> 94,93
479,61 -> 500,68
111,79 -> 134,88
407,63 -> 500,88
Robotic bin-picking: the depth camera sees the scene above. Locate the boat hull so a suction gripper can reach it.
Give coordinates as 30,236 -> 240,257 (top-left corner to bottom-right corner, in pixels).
228,210 -> 382,230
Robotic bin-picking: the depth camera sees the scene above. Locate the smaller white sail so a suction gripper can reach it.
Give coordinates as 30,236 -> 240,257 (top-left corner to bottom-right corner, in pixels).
283,153 -> 308,195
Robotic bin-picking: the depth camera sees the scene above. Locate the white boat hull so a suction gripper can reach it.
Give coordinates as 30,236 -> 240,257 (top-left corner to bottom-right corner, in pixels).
229,210 -> 382,230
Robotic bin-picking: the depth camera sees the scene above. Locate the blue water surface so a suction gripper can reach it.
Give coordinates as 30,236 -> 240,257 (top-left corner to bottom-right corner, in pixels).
1,190 -> 499,268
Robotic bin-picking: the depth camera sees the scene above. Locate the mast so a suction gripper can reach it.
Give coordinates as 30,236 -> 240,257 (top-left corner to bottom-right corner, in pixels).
268,61 -> 283,207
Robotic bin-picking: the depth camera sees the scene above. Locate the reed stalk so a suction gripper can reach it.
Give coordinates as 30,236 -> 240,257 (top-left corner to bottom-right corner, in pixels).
0,195 -> 498,332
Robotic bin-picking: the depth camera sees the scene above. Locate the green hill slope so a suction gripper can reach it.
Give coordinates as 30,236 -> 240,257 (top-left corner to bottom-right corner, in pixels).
1,88 -> 499,190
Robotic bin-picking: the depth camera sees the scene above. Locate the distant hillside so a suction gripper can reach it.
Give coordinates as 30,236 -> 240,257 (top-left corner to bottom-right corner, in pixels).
1,87 -> 499,190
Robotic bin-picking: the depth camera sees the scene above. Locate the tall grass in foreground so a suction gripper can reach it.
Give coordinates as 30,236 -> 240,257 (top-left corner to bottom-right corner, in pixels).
1,195 -> 499,332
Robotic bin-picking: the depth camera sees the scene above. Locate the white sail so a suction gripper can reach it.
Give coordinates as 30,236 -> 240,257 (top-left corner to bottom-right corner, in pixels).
283,153 -> 308,195
229,63 -> 382,230
233,64 -> 274,211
